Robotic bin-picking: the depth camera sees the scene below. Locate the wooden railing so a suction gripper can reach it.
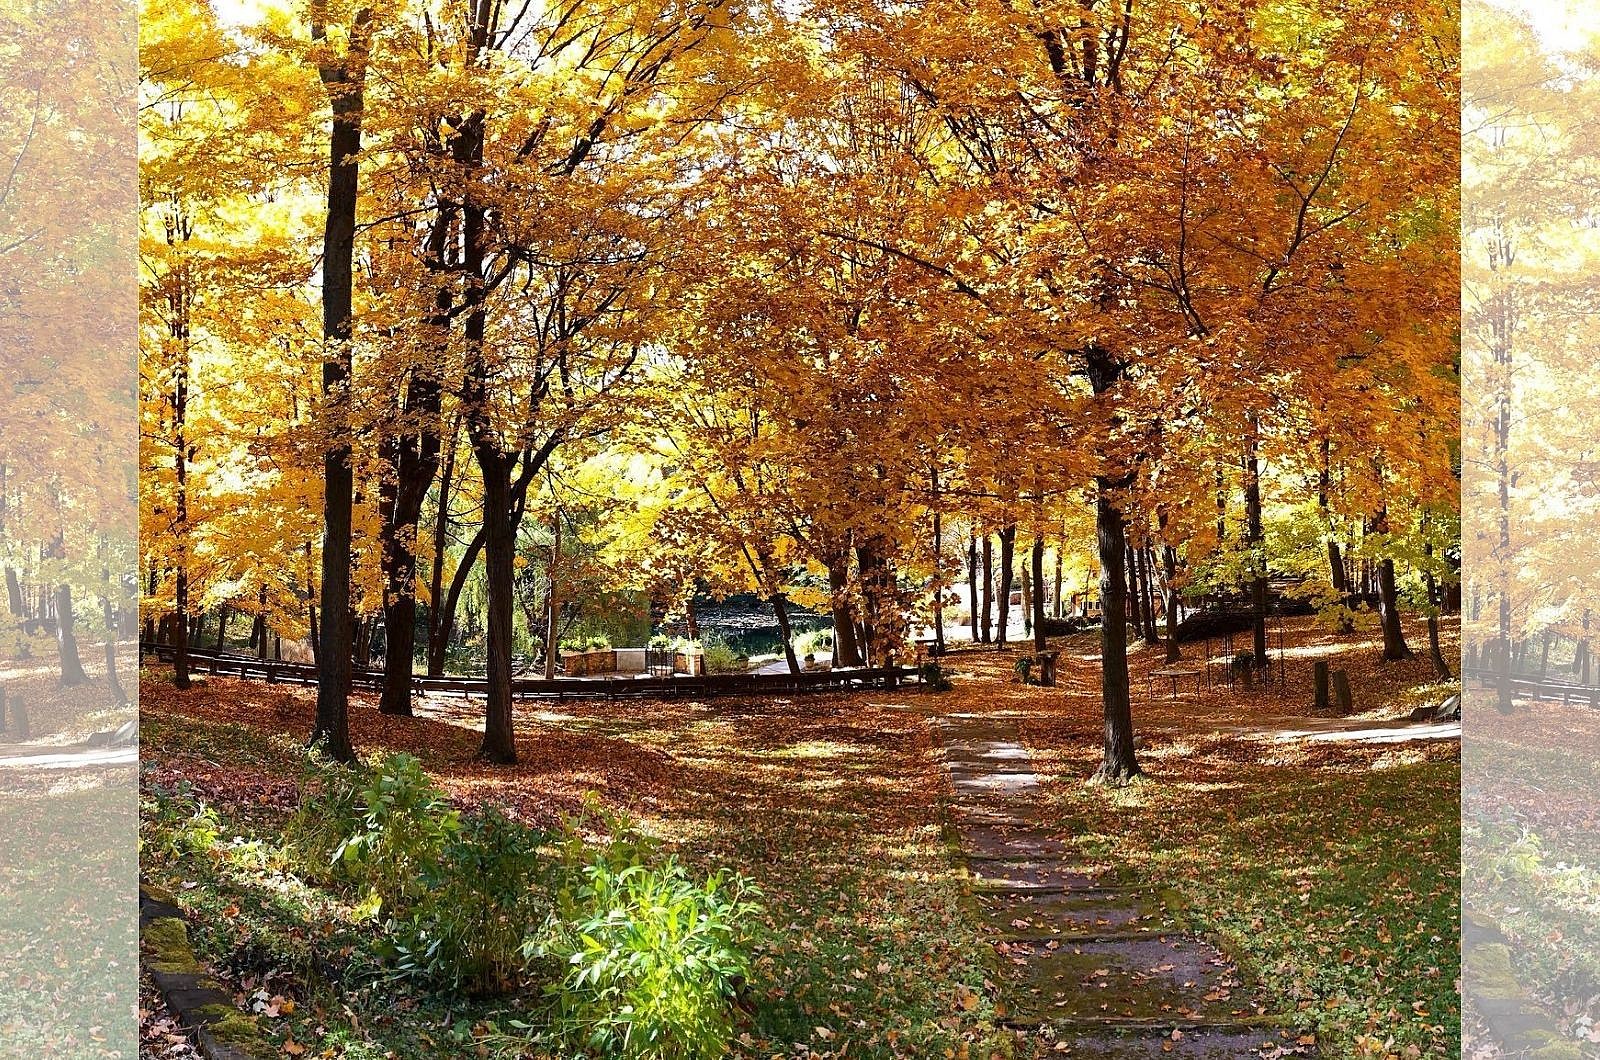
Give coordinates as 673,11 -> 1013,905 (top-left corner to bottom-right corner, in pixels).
139,642 -> 916,700
1463,667 -> 1600,707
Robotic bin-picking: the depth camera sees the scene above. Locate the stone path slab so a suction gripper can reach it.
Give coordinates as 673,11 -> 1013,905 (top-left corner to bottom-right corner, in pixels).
933,713 -> 1305,1058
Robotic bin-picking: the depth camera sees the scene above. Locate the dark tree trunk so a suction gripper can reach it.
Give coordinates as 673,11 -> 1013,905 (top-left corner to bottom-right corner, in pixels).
1422,538 -> 1450,679
827,549 -> 863,667
1124,543 -> 1143,642
980,535 -> 993,643
102,596 -> 127,706
1162,544 -> 1182,663
1053,547 -> 1064,618
6,567 -> 23,616
1372,508 -> 1412,662
1031,535 -> 1047,653
1140,547 -> 1159,642
1244,426 -> 1268,664
1087,347 -> 1138,785
773,593 -> 800,674
474,449 -> 517,764
425,427 -> 458,676
55,584 -> 87,686
309,8 -> 370,764
931,492 -> 946,656
966,533 -> 979,643
996,524 -> 1015,647
544,511 -> 561,679
215,607 -> 229,650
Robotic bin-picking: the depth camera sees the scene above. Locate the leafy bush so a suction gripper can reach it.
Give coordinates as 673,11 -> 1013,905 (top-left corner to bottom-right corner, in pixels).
1012,656 -> 1034,684
141,781 -> 223,862
283,754 -> 368,886
336,754 -> 460,912
791,628 -> 832,659
698,633 -> 748,676
534,803 -> 761,1059
390,808 -> 550,994
920,661 -> 952,692
562,634 -> 613,653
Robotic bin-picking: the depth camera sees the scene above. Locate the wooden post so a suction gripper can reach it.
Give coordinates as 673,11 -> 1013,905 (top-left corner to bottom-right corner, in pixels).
1332,670 -> 1353,715
1314,660 -> 1330,712
0,687 -> 6,734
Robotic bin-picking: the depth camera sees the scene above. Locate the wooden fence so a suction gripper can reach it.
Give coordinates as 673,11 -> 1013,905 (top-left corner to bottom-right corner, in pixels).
139,642 -> 916,700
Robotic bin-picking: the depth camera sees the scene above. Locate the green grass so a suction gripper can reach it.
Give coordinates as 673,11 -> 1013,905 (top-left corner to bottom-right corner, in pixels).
1046,759 -> 1460,1058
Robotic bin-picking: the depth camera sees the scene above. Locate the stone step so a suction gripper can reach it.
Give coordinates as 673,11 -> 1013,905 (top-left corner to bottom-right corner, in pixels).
971,891 -> 1164,937
955,827 -> 1070,862
951,772 -> 1044,794
969,859 -> 1111,891
999,937 -> 1250,1024
1005,1023 -> 1306,1058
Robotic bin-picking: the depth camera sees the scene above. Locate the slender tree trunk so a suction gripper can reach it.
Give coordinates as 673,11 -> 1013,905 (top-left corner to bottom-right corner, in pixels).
1087,348 -> 1139,784
1124,543 -> 1144,642
1019,559 -> 1032,636
55,584 -> 87,686
215,607 -> 229,650
544,510 -> 561,680
1244,425 -> 1268,664
996,524 -> 1015,647
1031,535 -> 1046,653
1373,507 -> 1412,662
1162,543 -> 1181,662
967,533 -> 979,643
5,567 -> 21,617
980,535 -> 993,643
103,594 -> 128,707
773,593 -> 800,674
1053,547 -> 1064,618
474,450 -> 517,764
309,6 -> 370,763
425,426 -> 458,676
931,479 -> 946,656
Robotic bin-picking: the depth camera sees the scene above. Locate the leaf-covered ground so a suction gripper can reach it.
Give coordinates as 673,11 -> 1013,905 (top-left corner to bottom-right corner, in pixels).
1462,692 -> 1600,1055
140,614 -> 1459,1059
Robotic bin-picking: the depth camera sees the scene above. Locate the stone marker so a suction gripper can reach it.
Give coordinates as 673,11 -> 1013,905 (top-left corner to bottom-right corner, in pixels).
1313,660 -> 1330,712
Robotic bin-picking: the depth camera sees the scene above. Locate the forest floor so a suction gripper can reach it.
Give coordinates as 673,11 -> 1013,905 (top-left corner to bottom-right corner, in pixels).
138,613 -> 1459,1060
1462,689 -> 1600,1057
0,641 -> 138,1059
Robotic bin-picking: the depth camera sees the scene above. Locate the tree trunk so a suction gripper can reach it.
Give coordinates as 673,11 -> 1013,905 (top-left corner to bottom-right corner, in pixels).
1053,547 -> 1064,618
1244,425 -> 1268,664
55,584 -> 87,686
1373,507 -> 1412,663
1162,544 -> 1182,662
309,7 -> 370,764
827,549 -> 863,667
216,607 -> 229,650
474,449 -> 517,764
1019,558 -> 1032,636
966,533 -> 979,642
1124,543 -> 1143,642
1031,535 -> 1046,653
5,567 -> 21,617
773,593 -> 800,674
1092,482 -> 1139,784
996,524 -> 1015,647
425,425 -> 459,676
103,595 -> 127,707
1140,547 -> 1159,642
980,535 -> 993,644
931,500 -> 946,657
544,511 -> 561,680
1422,538 -> 1450,679
1087,348 -> 1139,785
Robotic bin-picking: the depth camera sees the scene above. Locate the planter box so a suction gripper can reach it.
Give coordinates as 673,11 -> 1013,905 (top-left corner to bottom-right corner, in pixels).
560,649 -> 616,677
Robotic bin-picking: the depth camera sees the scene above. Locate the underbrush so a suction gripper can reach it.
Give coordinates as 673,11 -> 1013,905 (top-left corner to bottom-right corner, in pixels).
142,753 -> 761,1059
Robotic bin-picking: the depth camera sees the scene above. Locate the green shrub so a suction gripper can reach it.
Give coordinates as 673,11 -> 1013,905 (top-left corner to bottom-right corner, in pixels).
533,804 -> 761,1059
141,782 -> 223,862
791,628 -> 832,659
698,633 -> 748,676
339,754 -> 460,912
920,661 -> 952,692
283,755 -> 368,886
389,808 -> 550,994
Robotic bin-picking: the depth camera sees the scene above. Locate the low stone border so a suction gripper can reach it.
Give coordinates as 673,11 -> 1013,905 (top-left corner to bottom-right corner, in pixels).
141,884 -> 273,1060
1464,910 -> 1581,1059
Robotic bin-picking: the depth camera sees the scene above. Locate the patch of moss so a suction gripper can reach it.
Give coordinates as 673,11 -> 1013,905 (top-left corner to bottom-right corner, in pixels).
142,916 -> 204,976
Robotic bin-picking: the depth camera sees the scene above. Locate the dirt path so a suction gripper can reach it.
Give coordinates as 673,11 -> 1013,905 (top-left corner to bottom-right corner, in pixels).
935,709 -> 1302,1058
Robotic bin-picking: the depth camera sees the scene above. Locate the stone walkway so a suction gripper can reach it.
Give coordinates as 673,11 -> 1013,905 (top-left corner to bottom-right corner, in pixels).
936,710 -> 1305,1058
